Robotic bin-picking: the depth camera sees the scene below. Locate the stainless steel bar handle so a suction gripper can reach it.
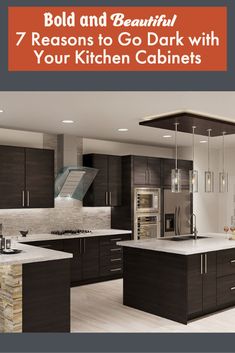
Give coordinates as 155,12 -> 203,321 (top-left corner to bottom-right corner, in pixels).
110,248 -> 121,252
200,254 -> 203,275
230,260 -> 235,264
110,268 -> 122,272
110,258 -> 122,262
79,238 -> 82,255
204,254 -> 208,274
22,190 -> 25,207
105,192 -> 108,206
109,192 -> 112,206
110,238 -> 122,242
231,287 -> 235,291
27,191 -> 30,207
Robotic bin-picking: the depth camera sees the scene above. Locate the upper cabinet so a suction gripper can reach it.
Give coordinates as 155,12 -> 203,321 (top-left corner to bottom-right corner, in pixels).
0,145 -> 54,209
162,158 -> 193,189
25,148 -> 55,208
83,154 -> 122,207
133,156 -> 161,186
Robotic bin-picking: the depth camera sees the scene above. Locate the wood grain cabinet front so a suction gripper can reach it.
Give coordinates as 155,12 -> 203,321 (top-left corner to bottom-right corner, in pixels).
0,145 -> 54,209
187,252 -> 217,318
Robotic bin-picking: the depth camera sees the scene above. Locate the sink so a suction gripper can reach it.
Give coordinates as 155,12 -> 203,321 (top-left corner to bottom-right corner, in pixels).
161,235 -> 209,241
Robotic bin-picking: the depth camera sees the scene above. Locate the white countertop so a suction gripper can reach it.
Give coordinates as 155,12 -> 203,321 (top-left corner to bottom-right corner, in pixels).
0,229 -> 131,265
0,242 -> 72,265
117,233 -> 235,255
17,229 -> 132,243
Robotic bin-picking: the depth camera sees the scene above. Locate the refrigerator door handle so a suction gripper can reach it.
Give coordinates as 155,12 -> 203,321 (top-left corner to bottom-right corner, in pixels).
178,206 -> 181,235
174,207 -> 177,235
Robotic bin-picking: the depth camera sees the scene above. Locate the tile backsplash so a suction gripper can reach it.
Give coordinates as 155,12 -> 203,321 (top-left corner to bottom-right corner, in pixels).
0,199 -> 111,237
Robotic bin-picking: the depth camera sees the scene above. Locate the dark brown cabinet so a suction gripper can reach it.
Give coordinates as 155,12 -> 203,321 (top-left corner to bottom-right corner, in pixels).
25,148 -> 54,208
24,233 -> 130,286
133,156 -> 161,186
187,252 -> 216,317
82,237 -> 99,279
0,145 -> 54,209
0,146 -> 25,209
83,154 -> 122,207
63,238 -> 82,283
162,158 -> 193,189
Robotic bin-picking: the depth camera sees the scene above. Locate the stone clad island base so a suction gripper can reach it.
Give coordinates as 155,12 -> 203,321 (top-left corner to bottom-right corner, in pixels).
0,259 -> 71,333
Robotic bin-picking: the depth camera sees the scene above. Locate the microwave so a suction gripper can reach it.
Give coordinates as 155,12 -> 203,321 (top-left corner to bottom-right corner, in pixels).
134,188 -> 160,213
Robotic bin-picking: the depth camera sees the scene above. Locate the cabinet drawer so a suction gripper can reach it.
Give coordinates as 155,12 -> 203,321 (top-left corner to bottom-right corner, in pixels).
217,249 -> 235,277
217,274 -> 235,306
100,263 -> 123,277
100,254 -> 123,266
100,234 -> 130,246
100,245 -> 123,257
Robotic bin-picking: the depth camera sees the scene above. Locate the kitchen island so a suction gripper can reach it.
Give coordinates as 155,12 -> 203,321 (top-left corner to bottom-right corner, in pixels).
0,242 -> 72,333
118,234 -> 235,324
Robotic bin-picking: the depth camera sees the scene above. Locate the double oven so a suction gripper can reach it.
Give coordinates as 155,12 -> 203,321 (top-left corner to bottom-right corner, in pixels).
134,188 -> 161,240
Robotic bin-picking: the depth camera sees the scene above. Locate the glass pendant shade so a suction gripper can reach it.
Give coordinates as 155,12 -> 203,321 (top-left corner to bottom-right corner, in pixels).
219,171 -> 228,193
189,126 -> 199,193
219,132 -> 228,193
205,171 -> 214,193
171,123 -> 182,193
189,170 -> 199,193
171,169 -> 182,193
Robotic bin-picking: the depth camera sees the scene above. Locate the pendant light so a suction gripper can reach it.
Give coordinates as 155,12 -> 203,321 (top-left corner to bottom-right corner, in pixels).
205,129 -> 214,193
219,132 -> 228,193
189,126 -> 198,193
171,123 -> 182,193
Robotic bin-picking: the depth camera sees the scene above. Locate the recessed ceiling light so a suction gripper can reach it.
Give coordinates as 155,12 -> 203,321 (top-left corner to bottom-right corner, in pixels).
0,110 -> 4,113
118,128 -> 128,132
62,120 -> 74,124
200,140 -> 207,143
163,135 -> 172,138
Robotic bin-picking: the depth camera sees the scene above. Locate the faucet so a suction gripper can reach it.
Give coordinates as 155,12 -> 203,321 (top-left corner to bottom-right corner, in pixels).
189,213 -> 198,240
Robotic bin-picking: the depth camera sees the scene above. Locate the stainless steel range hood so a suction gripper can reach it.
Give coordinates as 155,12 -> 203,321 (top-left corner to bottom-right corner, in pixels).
55,166 -> 98,200
54,135 -> 98,201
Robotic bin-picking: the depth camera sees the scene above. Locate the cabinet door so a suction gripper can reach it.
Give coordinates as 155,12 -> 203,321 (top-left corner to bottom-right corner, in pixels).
187,254 -> 203,315
108,155 -> 122,206
203,252 -> 217,312
82,237 -> 99,280
133,156 -> 148,185
162,159 -> 175,188
0,145 -> 25,208
83,154 -> 108,206
25,148 -> 54,208
147,157 -> 161,186
178,160 -> 193,189
63,239 -> 82,283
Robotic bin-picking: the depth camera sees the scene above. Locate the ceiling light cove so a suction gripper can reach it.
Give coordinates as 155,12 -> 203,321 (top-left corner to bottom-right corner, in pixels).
118,128 -> 128,132
0,109 -> 4,113
62,120 -> 74,124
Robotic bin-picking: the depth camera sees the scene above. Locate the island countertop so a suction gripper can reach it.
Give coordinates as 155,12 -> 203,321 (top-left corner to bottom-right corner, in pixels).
0,242 -> 72,265
117,233 -> 235,255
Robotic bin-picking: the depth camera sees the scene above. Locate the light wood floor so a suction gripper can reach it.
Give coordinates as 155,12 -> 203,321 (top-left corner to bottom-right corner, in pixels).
71,279 -> 235,332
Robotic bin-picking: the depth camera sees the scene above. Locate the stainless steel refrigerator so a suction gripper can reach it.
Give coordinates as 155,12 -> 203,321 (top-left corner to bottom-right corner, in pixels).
163,189 -> 192,237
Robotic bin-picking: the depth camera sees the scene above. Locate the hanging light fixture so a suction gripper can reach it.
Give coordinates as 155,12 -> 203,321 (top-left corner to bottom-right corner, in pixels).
171,123 -> 182,193
189,126 -> 198,193
205,129 -> 214,193
219,132 -> 228,193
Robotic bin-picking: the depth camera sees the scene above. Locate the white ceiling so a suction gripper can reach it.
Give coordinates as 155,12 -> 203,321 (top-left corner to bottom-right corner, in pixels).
0,91 -> 235,148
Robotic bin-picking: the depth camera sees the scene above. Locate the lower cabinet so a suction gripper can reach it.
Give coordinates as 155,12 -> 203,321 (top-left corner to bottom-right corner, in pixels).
23,233 -> 130,286
23,259 -> 70,332
217,248 -> 235,307
187,252 -> 217,318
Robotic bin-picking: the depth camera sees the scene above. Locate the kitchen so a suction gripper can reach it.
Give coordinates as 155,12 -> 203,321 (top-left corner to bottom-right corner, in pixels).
1,91 -> 235,332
